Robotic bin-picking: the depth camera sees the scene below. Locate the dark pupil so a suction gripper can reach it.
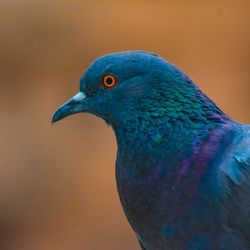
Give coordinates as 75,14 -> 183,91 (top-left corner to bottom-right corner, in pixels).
106,77 -> 113,85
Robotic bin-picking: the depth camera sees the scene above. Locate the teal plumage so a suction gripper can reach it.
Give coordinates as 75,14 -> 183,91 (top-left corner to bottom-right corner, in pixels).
52,51 -> 250,250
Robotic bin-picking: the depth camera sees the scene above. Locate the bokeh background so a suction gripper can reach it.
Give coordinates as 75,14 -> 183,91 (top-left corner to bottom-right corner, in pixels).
0,0 -> 249,249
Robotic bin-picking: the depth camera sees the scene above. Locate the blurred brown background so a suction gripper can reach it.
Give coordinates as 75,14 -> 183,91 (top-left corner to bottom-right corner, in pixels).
0,0 -> 249,249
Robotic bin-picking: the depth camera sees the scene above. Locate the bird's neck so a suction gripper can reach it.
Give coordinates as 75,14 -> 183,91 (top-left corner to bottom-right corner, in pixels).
112,113 -> 169,152
112,110 -> 229,155
112,101 -> 232,184
111,81 -> 232,181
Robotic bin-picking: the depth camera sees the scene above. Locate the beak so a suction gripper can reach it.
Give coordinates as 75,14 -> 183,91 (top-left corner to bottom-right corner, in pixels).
52,92 -> 87,123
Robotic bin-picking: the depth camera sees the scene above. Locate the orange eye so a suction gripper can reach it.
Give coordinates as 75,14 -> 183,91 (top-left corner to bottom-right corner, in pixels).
102,74 -> 117,88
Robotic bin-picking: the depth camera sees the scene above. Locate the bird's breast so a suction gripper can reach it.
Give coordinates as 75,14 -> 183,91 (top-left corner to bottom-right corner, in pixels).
115,157 -> 203,243
114,123 -> 239,249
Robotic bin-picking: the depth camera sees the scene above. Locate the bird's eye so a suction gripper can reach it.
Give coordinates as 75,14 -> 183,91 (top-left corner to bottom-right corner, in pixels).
102,74 -> 117,89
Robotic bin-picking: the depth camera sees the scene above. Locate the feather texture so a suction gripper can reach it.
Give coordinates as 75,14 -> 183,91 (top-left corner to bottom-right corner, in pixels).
52,51 -> 250,250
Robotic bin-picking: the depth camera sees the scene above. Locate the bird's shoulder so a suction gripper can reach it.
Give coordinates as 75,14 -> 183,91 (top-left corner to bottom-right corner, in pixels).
218,123 -> 250,189
217,123 -> 250,241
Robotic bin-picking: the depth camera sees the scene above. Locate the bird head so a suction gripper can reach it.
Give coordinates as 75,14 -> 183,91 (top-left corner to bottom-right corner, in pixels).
52,51 -> 165,124
52,51 -> 225,130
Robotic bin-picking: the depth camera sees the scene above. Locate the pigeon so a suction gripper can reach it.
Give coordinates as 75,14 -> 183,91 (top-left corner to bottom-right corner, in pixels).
52,51 -> 250,250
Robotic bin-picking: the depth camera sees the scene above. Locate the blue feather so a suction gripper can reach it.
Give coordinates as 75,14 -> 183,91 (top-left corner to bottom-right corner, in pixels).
52,51 -> 250,250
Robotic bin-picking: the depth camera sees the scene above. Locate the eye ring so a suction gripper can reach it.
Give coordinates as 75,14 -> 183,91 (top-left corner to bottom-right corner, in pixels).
102,74 -> 117,89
